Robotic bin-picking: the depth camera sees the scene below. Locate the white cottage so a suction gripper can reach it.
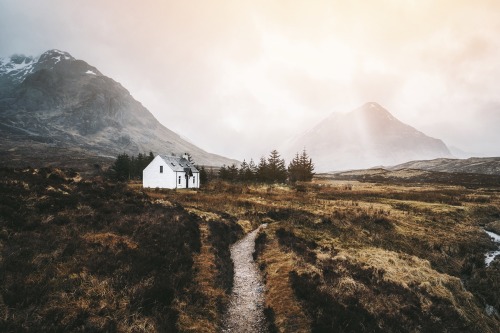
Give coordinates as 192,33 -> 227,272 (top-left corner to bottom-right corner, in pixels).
143,154 -> 200,189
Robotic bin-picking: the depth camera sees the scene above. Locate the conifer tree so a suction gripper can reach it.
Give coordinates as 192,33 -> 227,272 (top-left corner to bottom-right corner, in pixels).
288,152 -> 301,183
219,165 -> 228,180
257,156 -> 269,182
299,149 -> 315,181
239,159 -> 248,181
249,158 -> 258,178
267,150 -> 287,183
288,149 -> 315,182
199,166 -> 208,184
112,153 -> 131,181
227,164 -> 239,181
185,153 -> 194,164
245,158 -> 256,182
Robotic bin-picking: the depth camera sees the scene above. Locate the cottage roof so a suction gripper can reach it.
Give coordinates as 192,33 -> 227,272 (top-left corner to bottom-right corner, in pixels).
159,155 -> 199,173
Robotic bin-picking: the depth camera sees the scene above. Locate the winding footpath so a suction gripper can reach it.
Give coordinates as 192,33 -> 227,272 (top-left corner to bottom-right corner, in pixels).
222,225 -> 268,333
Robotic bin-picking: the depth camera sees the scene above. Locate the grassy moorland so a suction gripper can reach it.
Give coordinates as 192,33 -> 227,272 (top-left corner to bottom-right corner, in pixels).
1,167 -> 500,332
153,175 -> 500,332
0,168 -> 240,332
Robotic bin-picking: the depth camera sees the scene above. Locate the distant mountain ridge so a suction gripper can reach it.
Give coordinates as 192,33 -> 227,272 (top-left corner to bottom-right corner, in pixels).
285,102 -> 452,172
0,49 -> 238,168
389,157 -> 500,175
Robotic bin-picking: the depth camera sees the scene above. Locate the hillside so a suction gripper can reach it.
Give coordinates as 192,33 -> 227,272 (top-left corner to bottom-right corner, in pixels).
327,167 -> 500,188
285,102 -> 451,172
389,157 -> 500,175
0,50 -> 238,170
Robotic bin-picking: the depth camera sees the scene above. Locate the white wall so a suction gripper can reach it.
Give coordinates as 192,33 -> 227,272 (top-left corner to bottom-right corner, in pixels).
187,172 -> 200,189
175,171 -> 200,189
143,156 -> 177,189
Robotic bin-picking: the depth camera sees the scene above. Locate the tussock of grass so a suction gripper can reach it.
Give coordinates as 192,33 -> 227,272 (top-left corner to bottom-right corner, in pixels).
256,235 -> 311,333
250,179 -> 500,332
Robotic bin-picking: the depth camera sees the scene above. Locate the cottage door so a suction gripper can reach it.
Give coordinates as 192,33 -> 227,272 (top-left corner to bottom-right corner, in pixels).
185,175 -> 189,188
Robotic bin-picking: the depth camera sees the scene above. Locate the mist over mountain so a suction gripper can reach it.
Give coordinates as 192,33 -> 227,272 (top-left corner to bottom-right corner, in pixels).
285,103 -> 452,172
0,50 -> 238,168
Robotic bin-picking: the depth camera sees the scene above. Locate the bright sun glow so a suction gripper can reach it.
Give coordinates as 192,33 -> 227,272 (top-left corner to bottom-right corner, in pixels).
2,0 -> 500,159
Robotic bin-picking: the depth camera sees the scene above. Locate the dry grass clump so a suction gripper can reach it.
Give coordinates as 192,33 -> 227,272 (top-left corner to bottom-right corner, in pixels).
344,247 -> 491,328
171,207 -> 243,332
251,177 -> 500,332
254,231 -> 311,333
0,167 -> 203,332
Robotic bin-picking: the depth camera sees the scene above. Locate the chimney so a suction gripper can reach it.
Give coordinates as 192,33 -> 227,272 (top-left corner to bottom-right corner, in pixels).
182,153 -> 188,160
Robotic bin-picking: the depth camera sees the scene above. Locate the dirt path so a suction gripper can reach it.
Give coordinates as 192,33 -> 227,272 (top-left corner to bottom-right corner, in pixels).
222,225 -> 268,333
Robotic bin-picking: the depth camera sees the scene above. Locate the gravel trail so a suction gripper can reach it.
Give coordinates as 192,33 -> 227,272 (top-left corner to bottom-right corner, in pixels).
222,225 -> 268,333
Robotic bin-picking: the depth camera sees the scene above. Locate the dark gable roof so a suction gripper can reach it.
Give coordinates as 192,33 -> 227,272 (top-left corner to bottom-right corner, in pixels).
159,155 -> 199,173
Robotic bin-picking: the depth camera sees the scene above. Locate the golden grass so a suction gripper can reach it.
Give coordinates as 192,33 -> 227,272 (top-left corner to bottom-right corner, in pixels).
257,235 -> 311,333
82,232 -> 138,250
174,211 -> 230,332
136,178 -> 500,331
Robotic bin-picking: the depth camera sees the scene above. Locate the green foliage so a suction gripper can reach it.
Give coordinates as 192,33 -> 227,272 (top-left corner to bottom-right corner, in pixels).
256,157 -> 269,182
288,149 -> 315,182
218,150 -> 297,184
199,166 -> 208,184
110,152 -> 155,181
266,150 -> 287,183
218,149 -> 314,183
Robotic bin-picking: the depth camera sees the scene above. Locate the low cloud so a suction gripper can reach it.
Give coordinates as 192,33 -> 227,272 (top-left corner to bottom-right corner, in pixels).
1,0 -> 499,159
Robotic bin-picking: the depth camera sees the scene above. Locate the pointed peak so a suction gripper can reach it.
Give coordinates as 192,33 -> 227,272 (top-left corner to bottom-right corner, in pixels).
353,102 -> 397,120
7,54 -> 36,65
358,102 -> 387,112
38,49 -> 75,63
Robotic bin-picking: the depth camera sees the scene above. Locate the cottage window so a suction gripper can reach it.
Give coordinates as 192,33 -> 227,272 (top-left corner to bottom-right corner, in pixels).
193,176 -> 195,184
178,176 -> 181,184
160,166 -> 163,173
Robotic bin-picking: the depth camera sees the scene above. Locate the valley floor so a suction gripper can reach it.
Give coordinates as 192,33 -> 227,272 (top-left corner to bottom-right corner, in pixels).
152,177 -> 500,332
1,168 -> 500,332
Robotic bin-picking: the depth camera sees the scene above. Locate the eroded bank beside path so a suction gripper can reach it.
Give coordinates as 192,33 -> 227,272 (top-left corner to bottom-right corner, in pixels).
222,224 -> 268,333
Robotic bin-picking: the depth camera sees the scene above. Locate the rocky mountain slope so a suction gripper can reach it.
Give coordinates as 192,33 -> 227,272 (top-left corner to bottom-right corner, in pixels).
285,102 -> 452,172
0,50 -> 238,169
388,157 -> 500,175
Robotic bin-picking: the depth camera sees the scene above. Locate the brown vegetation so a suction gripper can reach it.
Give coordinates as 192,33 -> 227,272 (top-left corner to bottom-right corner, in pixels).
142,176 -> 500,332
0,168 -> 238,332
1,168 -> 500,332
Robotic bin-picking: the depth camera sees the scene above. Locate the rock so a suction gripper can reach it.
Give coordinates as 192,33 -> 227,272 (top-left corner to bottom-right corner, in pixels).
485,221 -> 500,235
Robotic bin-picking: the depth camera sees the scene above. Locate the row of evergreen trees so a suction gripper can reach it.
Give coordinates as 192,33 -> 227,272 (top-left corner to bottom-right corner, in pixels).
110,149 -> 314,183
219,149 -> 314,183
110,152 -> 155,181
110,152 -> 210,183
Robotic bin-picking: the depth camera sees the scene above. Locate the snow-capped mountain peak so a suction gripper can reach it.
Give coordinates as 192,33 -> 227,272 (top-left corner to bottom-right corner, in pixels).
0,49 -> 102,91
0,54 -> 38,85
0,49 -> 238,168
37,49 -> 75,68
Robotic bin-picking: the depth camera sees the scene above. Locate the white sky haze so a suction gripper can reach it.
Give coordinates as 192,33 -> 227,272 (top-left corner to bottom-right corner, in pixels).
1,0 -> 500,160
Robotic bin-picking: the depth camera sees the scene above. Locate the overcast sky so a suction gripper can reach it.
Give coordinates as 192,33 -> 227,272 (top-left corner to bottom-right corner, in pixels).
1,0 -> 500,160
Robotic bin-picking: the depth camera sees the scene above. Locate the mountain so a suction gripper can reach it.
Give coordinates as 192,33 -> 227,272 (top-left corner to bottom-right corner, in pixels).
285,102 -> 452,172
0,50 -> 238,169
389,157 -> 500,175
